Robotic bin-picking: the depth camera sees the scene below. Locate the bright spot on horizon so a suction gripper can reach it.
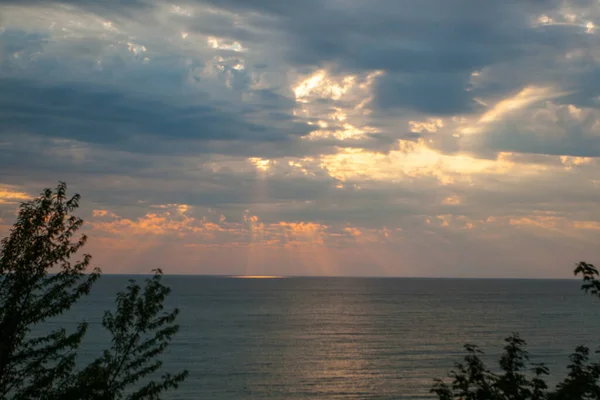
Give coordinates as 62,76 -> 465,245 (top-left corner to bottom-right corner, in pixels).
230,275 -> 286,279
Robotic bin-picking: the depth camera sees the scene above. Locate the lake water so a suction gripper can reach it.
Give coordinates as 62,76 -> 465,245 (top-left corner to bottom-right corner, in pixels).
41,276 -> 600,399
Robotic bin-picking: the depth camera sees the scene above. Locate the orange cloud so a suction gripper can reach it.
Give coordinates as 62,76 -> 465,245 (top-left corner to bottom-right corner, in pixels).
0,200 -> 596,278
277,221 -> 328,246
90,208 -> 225,240
0,186 -> 30,204
507,215 -> 600,233
88,207 -> 378,250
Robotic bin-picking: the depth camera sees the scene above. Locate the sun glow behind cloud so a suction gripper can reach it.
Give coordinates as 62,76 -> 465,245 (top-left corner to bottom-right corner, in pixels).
458,86 -> 570,136
294,70 -> 357,102
319,141 -> 545,185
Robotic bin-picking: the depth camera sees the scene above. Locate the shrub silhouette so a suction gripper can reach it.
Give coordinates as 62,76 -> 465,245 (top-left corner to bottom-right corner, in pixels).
432,261 -> 600,400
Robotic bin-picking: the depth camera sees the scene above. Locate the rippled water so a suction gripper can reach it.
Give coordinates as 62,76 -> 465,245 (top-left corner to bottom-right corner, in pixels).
42,276 -> 600,399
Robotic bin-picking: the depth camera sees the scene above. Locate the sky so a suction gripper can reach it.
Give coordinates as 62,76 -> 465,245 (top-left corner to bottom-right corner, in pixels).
0,0 -> 599,278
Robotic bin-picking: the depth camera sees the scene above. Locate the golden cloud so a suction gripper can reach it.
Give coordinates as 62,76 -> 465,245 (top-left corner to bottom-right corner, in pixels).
0,186 -> 30,204
319,141 -> 541,184
88,207 -> 385,249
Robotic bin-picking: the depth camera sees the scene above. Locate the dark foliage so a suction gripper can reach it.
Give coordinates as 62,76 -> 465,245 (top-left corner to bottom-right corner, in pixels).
431,261 -> 600,400
65,271 -> 189,400
0,183 -> 187,399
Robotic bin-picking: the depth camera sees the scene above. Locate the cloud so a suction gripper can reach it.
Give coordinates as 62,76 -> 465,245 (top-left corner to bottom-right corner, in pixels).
87,205 -> 392,251
1,0 -> 600,277
0,78 -> 312,154
193,0 -> 596,116
77,202 -> 600,277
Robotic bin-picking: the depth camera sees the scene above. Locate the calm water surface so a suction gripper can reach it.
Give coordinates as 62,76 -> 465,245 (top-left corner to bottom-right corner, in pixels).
41,277 -> 600,399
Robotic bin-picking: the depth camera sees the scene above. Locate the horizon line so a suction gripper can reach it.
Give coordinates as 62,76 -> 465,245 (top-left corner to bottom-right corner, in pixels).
92,273 -> 580,281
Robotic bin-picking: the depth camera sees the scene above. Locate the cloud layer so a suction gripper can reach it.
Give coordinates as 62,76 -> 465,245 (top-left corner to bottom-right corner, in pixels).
1,0 -> 599,277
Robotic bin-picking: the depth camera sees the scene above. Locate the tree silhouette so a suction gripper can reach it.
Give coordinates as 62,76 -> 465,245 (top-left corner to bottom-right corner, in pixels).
0,182 -> 187,399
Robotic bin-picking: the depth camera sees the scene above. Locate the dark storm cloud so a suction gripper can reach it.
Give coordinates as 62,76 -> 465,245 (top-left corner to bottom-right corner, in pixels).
558,66 -> 600,108
0,0 -> 148,5
373,72 -> 481,115
0,0 -> 152,17
483,129 -> 600,158
0,30 -> 47,56
0,78 -> 313,151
